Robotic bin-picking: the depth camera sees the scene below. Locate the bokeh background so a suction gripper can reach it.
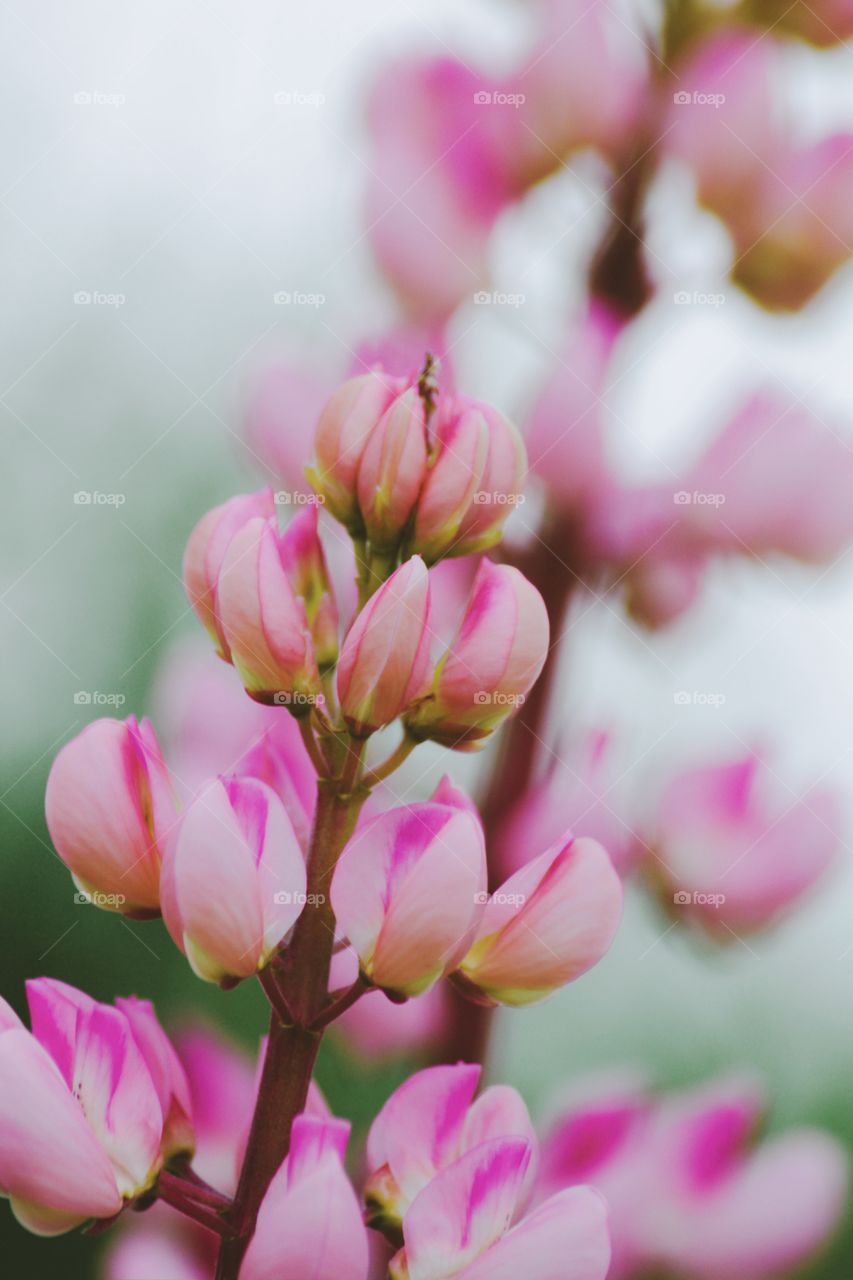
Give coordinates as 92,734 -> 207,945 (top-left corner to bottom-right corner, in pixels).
2,1 -> 853,1275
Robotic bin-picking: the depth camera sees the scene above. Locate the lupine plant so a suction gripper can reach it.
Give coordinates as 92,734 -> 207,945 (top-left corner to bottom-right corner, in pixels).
12,368 -> 626,1279
7,0 -> 853,1276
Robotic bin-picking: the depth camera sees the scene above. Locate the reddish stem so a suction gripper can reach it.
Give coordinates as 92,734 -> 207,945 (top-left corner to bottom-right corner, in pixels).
157,1171 -> 232,1236
214,770 -> 369,1280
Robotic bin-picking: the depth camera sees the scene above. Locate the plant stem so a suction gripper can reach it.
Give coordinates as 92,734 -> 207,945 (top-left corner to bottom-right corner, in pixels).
214,755 -> 369,1280
310,974 -> 370,1031
157,1171 -> 232,1235
298,713 -> 331,777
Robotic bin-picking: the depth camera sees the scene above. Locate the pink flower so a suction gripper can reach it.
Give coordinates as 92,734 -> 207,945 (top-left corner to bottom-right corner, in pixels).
390,1137 -> 610,1280
455,836 -> 622,1007
357,384 -> 429,552
365,1063 -> 537,1234
412,398 -> 526,564
540,1075 -> 847,1280
664,31 -> 853,310
687,394 -> 853,562
664,31 -> 780,228
511,0 -> 647,179
732,134 -> 853,311
161,776 -> 307,985
104,1203 -> 213,1280
307,370 -> 406,528
495,732 -> 640,878
0,980 -> 170,1235
365,58 -> 519,318
239,1114 -> 369,1280
331,800 -> 487,997
183,489 -> 276,661
649,752 -> 840,935
406,559 -> 549,750
337,557 -> 432,737
114,997 -> 194,1162
45,715 -> 177,917
174,1026 -> 257,1195
216,515 -> 322,709
276,506 -> 339,670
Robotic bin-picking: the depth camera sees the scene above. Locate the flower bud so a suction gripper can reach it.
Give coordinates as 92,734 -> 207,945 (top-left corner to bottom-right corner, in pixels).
277,507 -> 339,670
161,776 -> 307,985
406,559 -> 548,750
0,979 -> 169,1235
330,801 -> 487,997
240,1115 -> 369,1280
337,557 -> 432,737
454,835 -> 622,1006
364,1063 -> 537,1236
650,753 -> 840,935
183,489 -> 276,661
389,1137 -> 610,1280
217,516 -> 321,710
114,997 -> 194,1162
45,716 -> 177,917
411,399 -> 525,563
357,385 -> 428,552
306,371 -> 405,528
